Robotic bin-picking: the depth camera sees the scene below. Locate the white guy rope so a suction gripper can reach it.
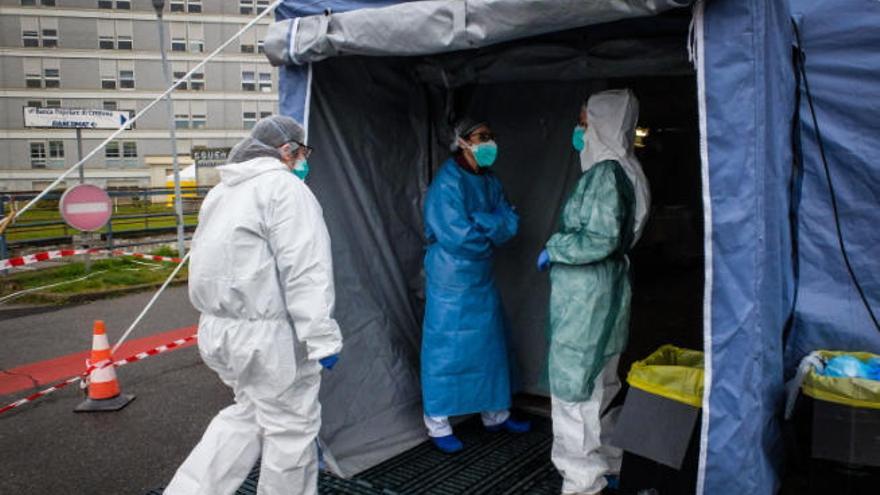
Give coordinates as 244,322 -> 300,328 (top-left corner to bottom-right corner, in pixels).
1,0 -> 284,227
111,251 -> 191,354
0,270 -> 108,305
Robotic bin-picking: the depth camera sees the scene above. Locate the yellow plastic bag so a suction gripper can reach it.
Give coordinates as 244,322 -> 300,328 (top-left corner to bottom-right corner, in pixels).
627,345 -> 704,408
802,350 -> 880,410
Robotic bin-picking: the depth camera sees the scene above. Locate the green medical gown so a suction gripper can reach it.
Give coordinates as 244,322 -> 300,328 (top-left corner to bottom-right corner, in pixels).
547,160 -> 636,402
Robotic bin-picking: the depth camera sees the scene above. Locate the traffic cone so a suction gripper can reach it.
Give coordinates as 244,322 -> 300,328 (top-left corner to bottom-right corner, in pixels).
75,320 -> 134,412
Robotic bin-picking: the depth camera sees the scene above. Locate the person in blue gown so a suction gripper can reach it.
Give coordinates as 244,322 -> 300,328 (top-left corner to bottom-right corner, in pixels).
421,118 -> 531,453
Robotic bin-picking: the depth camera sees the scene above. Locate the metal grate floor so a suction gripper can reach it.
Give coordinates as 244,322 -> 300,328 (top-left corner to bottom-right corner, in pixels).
149,414 -> 562,495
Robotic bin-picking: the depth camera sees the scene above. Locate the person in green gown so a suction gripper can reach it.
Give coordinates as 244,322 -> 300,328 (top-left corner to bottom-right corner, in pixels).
537,89 -> 650,495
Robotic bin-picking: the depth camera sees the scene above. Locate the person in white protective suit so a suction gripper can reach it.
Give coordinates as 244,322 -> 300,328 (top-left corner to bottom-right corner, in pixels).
538,89 -> 650,495
164,115 -> 342,495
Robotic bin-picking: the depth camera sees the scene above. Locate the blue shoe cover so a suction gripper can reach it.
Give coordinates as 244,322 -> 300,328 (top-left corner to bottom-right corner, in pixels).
486,418 -> 532,433
431,434 -> 463,453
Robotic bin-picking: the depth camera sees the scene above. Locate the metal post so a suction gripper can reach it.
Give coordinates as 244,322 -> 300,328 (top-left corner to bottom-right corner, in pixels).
106,218 -> 114,251
153,0 -> 185,257
76,128 -> 84,184
0,196 -> 8,275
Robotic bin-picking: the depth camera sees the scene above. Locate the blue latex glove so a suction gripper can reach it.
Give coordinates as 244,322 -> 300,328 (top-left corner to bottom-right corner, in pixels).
537,249 -> 551,271
319,354 -> 339,370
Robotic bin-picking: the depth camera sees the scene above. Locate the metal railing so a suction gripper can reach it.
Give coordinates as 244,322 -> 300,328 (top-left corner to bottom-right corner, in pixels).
1,187 -> 211,259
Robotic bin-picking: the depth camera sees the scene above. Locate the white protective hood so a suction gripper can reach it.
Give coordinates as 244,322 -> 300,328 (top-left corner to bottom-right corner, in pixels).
580,89 -> 651,244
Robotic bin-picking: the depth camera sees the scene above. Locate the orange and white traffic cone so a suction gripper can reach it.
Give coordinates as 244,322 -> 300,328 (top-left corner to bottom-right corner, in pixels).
75,320 -> 134,412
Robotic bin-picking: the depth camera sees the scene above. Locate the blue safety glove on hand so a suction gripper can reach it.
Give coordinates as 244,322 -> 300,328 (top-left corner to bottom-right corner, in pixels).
319,355 -> 339,370
537,249 -> 551,272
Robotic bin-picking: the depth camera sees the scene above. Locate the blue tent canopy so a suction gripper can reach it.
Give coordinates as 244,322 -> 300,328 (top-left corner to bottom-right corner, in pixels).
269,1 -> 880,492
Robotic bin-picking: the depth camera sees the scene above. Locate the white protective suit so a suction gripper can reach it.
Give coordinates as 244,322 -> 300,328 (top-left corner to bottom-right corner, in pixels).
165,156 -> 343,495
551,89 -> 648,495
552,356 -> 623,495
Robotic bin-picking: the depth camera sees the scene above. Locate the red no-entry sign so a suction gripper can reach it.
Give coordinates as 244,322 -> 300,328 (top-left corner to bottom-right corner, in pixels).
59,184 -> 112,232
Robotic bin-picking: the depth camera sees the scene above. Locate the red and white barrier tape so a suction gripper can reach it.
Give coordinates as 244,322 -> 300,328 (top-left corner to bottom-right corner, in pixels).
0,248 -> 102,270
111,251 -> 183,264
0,249 -> 183,270
0,334 -> 196,415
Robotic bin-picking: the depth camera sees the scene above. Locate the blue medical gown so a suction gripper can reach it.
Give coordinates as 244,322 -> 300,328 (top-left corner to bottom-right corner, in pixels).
421,159 -> 519,417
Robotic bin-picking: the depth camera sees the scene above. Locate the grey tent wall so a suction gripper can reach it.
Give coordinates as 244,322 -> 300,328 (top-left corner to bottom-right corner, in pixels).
307,57 -> 431,476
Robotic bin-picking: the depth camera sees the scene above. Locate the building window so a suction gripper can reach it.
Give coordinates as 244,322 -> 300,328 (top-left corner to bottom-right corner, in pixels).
241,71 -> 256,91
243,102 -> 274,129
22,18 -> 59,48
41,0 -> 55,5
122,142 -> 137,158
117,35 -> 133,50
256,0 -> 270,13
170,23 -> 203,53
190,71 -> 205,91
98,20 -> 133,50
240,43 -> 255,54
175,113 -> 190,129
172,62 -> 204,91
47,140 -> 65,166
103,101 -> 117,110
240,0 -> 254,15
259,72 -> 272,92
119,69 -> 135,89
107,141 -> 137,165
174,101 -> 206,129
191,114 -> 206,129
21,0 -> 37,5
243,111 -> 257,129
30,142 -> 47,168
98,0 -> 128,9
171,0 -> 201,13
22,18 -> 58,48
26,99 -> 62,109
25,60 -> 60,89
189,24 -> 204,53
105,142 -> 121,159
257,40 -> 265,54
25,72 -> 42,88
23,28 -> 39,47
173,71 -> 188,90
41,28 -> 58,48
101,76 -> 116,90
44,68 -> 60,88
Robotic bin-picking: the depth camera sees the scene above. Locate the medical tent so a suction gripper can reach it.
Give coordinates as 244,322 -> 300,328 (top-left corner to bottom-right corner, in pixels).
260,1 -> 880,493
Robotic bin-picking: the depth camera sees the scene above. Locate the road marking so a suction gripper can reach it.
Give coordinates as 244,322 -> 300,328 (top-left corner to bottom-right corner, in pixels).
0,325 -> 197,396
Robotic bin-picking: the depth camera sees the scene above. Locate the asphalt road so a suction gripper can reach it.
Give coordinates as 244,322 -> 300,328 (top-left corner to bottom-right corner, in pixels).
0,286 -> 231,494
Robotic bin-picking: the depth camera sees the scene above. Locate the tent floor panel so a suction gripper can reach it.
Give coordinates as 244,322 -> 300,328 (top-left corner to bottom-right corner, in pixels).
149,414 -> 565,495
